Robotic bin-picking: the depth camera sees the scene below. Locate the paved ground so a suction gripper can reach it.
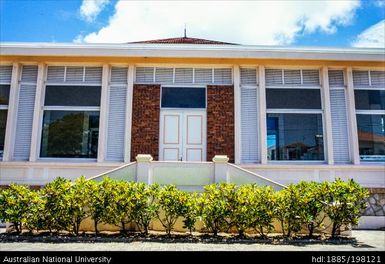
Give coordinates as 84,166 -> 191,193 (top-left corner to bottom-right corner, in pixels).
0,230 -> 384,251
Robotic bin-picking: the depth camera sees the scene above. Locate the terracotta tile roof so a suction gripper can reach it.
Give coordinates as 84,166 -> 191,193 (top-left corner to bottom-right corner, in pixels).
130,37 -> 238,45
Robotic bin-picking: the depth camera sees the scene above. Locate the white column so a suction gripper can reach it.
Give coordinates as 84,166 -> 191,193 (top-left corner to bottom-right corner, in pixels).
124,65 -> 134,163
136,154 -> 153,184
3,63 -> 20,161
258,66 -> 268,164
213,155 -> 229,183
321,66 -> 334,165
29,63 -> 45,162
345,67 -> 360,164
97,64 -> 110,163
233,65 -> 241,164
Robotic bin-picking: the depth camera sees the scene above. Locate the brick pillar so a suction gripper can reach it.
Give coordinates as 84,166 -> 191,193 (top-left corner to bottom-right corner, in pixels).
130,84 -> 160,161
207,85 -> 235,163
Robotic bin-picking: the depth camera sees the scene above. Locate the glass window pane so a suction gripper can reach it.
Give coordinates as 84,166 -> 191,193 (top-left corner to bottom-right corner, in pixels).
267,113 -> 324,161
357,114 -> 385,161
0,110 -> 7,158
266,88 -> 322,109
354,90 -> 385,110
161,87 -> 206,108
40,111 -> 99,158
0,85 -> 10,105
44,86 -> 101,106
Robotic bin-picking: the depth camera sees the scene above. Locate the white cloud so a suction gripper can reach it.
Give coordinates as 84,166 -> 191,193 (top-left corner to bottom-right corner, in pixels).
73,34 -> 85,43
76,0 -> 360,45
80,0 -> 110,22
352,20 -> 385,48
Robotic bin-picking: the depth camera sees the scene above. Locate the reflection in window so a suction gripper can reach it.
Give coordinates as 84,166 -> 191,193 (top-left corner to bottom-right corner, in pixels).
40,111 -> 99,158
161,87 -> 206,108
357,114 -> 385,161
267,113 -> 324,160
354,90 -> 385,110
0,110 -> 7,158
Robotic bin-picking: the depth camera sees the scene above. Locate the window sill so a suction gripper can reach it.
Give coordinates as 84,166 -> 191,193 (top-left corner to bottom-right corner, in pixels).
267,161 -> 327,165
37,158 -> 97,163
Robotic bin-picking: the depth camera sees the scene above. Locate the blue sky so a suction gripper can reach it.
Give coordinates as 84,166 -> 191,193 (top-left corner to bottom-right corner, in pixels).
0,0 -> 384,47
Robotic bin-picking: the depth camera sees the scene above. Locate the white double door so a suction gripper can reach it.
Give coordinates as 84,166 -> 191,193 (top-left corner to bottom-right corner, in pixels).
159,109 -> 206,161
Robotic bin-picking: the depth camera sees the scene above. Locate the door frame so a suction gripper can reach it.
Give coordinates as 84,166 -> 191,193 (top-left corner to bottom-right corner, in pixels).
159,85 -> 207,161
159,108 -> 207,161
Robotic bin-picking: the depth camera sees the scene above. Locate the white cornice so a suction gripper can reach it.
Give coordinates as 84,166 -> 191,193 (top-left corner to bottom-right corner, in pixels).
1,42 -> 384,62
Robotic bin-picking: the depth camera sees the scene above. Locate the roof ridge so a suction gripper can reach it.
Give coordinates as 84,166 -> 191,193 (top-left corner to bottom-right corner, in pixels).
129,36 -> 238,45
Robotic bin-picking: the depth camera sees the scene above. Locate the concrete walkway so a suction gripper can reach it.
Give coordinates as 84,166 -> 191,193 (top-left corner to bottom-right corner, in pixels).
0,231 -> 384,251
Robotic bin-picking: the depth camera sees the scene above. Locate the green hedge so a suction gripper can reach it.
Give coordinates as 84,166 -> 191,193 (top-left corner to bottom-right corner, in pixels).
0,177 -> 368,238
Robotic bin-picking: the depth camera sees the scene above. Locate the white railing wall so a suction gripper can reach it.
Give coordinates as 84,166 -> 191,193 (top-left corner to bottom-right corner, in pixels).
228,163 -> 285,190
88,162 -> 137,182
89,154 -> 285,191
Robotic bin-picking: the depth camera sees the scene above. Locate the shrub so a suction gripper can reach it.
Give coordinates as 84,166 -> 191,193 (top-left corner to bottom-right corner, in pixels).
67,176 -> 93,235
249,185 -> 275,236
273,185 -> 304,238
294,182 -> 327,237
109,181 -> 136,233
180,192 -> 200,235
0,177 -> 369,238
131,183 -> 160,235
88,177 -> 118,235
156,185 -> 188,235
229,184 -> 275,237
39,177 -> 72,233
0,184 -> 36,234
24,190 -> 45,233
323,179 -> 369,238
200,183 -> 235,236
228,184 -> 252,236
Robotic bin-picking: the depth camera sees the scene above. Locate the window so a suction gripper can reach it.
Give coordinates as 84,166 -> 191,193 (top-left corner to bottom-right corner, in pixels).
44,86 -> 101,106
266,89 -> 321,109
135,67 -> 232,85
265,68 -> 324,161
356,115 -> 385,161
353,70 -> 385,162
40,66 -> 102,159
267,113 -> 324,160
354,90 -> 385,110
0,65 -> 12,159
0,110 -> 7,158
40,111 -> 99,158
161,87 -> 206,108
0,84 -> 9,157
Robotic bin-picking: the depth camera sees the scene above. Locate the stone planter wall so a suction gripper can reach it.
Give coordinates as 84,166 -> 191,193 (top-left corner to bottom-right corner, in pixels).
362,188 -> 385,216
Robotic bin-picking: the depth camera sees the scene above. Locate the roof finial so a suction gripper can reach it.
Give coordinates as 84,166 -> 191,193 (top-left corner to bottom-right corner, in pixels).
184,23 -> 187,38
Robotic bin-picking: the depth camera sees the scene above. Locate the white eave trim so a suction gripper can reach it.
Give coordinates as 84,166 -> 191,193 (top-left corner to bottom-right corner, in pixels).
1,42 -> 384,62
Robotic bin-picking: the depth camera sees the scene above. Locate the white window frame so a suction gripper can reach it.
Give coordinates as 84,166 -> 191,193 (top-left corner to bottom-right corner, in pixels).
0,79 -> 12,160
353,69 -> 385,163
265,73 -> 326,163
265,68 -> 321,89
135,66 -> 233,85
38,68 -> 103,161
355,111 -> 385,163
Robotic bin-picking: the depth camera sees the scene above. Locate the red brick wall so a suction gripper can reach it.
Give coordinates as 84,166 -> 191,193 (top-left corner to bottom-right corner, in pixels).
131,84 -> 161,161
207,85 -> 234,163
